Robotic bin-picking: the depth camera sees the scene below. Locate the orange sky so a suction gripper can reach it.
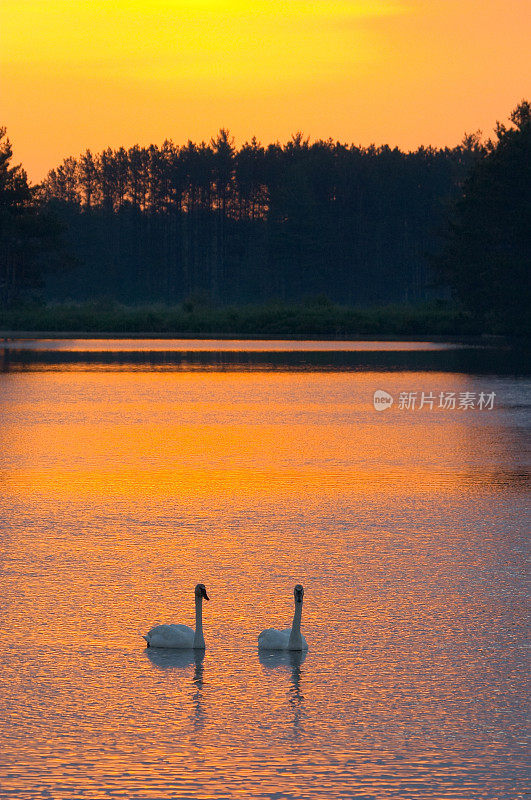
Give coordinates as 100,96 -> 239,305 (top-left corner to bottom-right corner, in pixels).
1,0 -> 529,182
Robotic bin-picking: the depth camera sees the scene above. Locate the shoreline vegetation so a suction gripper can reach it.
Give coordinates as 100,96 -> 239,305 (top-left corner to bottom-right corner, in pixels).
0,300 -> 514,340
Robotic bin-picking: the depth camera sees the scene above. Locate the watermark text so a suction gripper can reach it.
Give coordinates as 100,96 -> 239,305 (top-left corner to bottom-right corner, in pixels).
373,390 -> 496,411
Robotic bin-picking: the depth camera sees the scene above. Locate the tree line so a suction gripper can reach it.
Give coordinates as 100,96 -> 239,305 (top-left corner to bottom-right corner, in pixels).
0,127 -> 64,309
1,102 -> 529,334
438,101 -> 530,334
39,130 -> 481,306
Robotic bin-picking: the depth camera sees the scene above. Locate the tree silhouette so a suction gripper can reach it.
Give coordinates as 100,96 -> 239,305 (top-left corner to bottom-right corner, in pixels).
0,128 -> 64,308
439,101 -> 530,333
34,108 -> 529,331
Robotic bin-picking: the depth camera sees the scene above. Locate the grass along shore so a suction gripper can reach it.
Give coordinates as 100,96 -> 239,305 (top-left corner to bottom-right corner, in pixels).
0,301 -> 485,338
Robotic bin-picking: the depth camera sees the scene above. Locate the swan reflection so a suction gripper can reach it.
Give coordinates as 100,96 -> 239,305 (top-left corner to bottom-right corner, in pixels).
191,649 -> 206,732
145,647 -> 204,670
259,649 -> 307,737
258,649 -> 307,670
145,648 -> 206,731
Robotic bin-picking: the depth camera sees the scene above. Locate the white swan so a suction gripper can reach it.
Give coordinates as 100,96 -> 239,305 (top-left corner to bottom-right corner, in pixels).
258,584 -> 309,651
143,583 -> 209,649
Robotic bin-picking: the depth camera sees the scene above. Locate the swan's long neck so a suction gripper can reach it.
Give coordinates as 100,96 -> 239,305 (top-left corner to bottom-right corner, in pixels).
194,595 -> 205,648
288,600 -> 303,648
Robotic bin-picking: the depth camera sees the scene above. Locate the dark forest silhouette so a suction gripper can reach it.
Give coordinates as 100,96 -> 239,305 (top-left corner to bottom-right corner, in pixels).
40,131 -> 481,306
1,102 -> 529,334
0,127 -> 64,309
438,101 -> 530,334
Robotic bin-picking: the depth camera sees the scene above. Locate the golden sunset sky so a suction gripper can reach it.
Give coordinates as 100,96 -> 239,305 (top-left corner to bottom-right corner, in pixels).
2,0 -> 529,182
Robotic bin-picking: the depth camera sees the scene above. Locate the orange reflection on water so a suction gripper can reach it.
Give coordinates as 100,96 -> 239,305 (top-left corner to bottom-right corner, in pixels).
0,370 -> 517,499
0,366 -> 528,799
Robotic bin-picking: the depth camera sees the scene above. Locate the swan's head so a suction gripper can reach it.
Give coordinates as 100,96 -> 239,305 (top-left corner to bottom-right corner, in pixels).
195,583 -> 209,601
294,584 -> 304,604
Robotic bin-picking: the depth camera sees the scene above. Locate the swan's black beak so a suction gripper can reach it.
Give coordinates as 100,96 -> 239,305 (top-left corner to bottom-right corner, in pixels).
294,585 -> 304,603
201,587 -> 210,601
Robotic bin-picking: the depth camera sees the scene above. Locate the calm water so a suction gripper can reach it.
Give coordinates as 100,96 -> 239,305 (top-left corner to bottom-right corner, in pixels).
0,340 -> 529,799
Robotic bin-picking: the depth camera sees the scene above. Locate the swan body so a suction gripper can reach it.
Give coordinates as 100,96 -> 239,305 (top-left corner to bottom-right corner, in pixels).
144,623 -> 196,649
258,627 -> 308,651
258,584 -> 309,651
144,584 -> 209,649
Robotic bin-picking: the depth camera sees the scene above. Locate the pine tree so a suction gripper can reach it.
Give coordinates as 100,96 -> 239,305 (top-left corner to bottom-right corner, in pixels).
0,128 -> 62,308
439,101 -> 531,334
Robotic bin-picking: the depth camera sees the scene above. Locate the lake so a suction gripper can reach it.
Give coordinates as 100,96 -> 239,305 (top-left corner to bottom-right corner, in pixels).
0,339 -> 529,799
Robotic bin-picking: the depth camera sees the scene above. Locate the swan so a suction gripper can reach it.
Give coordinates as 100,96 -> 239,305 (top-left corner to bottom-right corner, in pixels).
258,584 -> 309,651
143,583 -> 209,649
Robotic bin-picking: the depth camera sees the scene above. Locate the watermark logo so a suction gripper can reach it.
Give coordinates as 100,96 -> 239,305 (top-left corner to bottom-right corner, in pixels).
373,390 -> 394,411
373,390 -> 496,411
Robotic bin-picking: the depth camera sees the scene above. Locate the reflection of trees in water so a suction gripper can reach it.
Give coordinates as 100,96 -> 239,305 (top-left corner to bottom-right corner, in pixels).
259,649 -> 307,739
1,346 -> 527,374
145,647 -> 206,732
0,345 -> 10,372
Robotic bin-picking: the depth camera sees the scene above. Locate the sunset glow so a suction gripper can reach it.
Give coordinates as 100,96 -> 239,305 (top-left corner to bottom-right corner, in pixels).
2,0 -> 529,181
